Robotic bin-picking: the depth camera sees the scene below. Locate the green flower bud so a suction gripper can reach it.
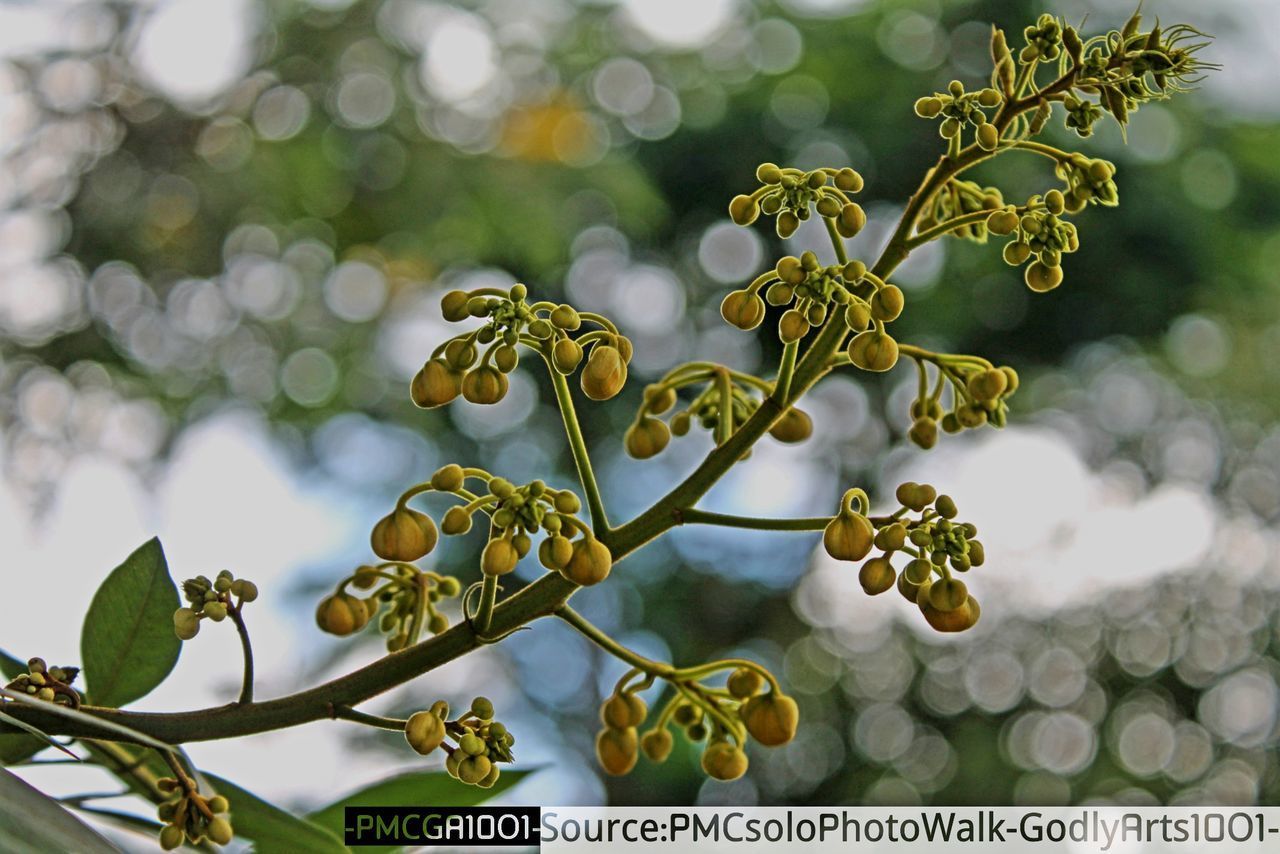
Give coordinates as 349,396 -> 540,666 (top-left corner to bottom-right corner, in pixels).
207,795 -> 230,814
768,408 -> 812,443
441,290 -> 470,322
641,729 -> 674,762
968,540 -> 986,566
459,732 -> 487,756
202,601 -> 228,622
977,87 -> 1002,107
847,330 -> 899,372
36,686 -> 55,702
602,693 -> 647,729
870,285 -> 904,322
914,96 -> 943,118
727,667 -> 764,699
445,750 -> 462,778
729,194 -> 759,226
776,211 -> 800,239
430,464 -> 465,492
967,369 -> 1008,401
1003,241 -> 1032,266
823,511 -> 874,562
1044,188 -> 1065,214
625,417 -> 671,459
976,122 -> 1000,151
836,202 -> 867,238
935,494 -> 958,519
471,696 -> 494,719
493,345 -> 519,374
940,117 -> 961,138
673,703 -> 701,727
776,255 -> 804,284
741,692 -> 799,746
428,612 -> 449,634
462,366 -> 509,405
596,727 -> 639,776
411,359 -> 463,409
174,607 -> 201,641
834,167 -> 864,193
909,417 -> 938,449
458,754 -> 492,785
845,300 -> 871,332
581,345 -> 627,401
720,289 -> 766,330
778,309 -> 809,343
815,195 -> 842,218
539,534 -> 574,569
986,209 -> 1019,236
229,579 -> 258,602
701,741 -> 749,781
315,592 -> 370,636
371,508 -> 438,561
897,570 -> 922,604
756,162 -> 783,184
550,304 -> 581,330
563,538 -> 613,586
920,594 -> 981,633
875,523 -> 907,551
670,412 -> 691,436
554,492 -> 581,514
404,710 -> 448,755
159,825 -> 184,851
442,506 -> 472,536
1024,260 -> 1063,292
929,577 -> 969,611
645,384 -> 678,415
859,557 -> 896,595
481,536 -> 520,576
444,338 -> 478,370
904,557 -> 933,585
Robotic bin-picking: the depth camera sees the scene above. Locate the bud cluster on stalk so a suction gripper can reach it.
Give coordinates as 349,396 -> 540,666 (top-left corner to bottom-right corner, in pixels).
3,657 -> 80,707
173,570 -> 258,642
824,483 -> 984,634
913,80 -> 1005,150
155,778 -> 233,849
404,696 -> 513,789
902,352 -> 1019,450
412,283 -> 632,409
729,163 -> 867,239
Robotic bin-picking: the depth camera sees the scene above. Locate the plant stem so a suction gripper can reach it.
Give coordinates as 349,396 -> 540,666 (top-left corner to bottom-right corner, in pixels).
546,353 -> 609,536
678,508 -> 831,531
555,605 -> 675,679
773,341 -> 799,404
474,575 -> 498,634
332,706 -> 407,732
228,605 -> 254,705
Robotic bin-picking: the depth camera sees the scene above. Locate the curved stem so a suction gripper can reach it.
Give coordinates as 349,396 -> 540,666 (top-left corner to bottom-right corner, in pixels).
228,605 -> 254,705
554,605 -> 675,680
773,341 -> 799,404
678,509 -> 830,531
474,575 -> 498,634
332,706 -> 406,732
545,351 -> 609,535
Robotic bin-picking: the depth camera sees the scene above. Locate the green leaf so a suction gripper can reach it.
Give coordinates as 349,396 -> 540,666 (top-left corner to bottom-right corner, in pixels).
203,773 -> 348,854
307,769 -> 535,850
0,767 -> 119,854
0,711 -> 78,761
0,649 -> 24,680
0,650 -> 44,766
80,538 -> 182,708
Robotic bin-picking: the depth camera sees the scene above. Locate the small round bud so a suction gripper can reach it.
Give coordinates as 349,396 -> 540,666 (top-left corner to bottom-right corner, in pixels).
834,167 -> 864,193
411,360 -> 463,409
173,608 -> 201,641
645,384 -> 678,415
701,741 -> 749,781
836,202 -> 866,238
967,369 -> 1008,401
551,338 -> 583,374
481,536 -> 520,576
914,96 -> 943,118
371,508 -> 439,561
207,795 -> 230,814
823,512 -> 874,562
859,557 -> 897,595
986,209 -> 1019,236
602,693 -> 647,729
315,592 -> 370,637
870,285 -> 904,322
977,87 -> 1002,107
776,255 -> 804,284
202,601 -> 228,622
471,696 -> 494,720
909,417 -> 938,449
159,825 -> 184,851
431,464 -> 466,492
729,194 -> 759,226
778,309 -> 809,344
580,345 -> 627,401
847,330 -> 899,372
976,122 -> 1000,150
457,754 -> 492,785
493,345 -> 519,374
727,667 -> 763,699
229,579 -> 258,602
563,538 -> 613,586
539,534 -> 575,570
641,729 -> 674,762
935,494 -> 958,519
1003,241 -> 1032,266
776,210 -> 800,239
756,162 -> 783,184
462,366 -> 509,405
596,727 -> 639,776
440,290 -> 470,322
442,506 -> 472,536
459,733 -> 486,756
720,290 -> 765,331
625,417 -> 671,460
428,612 -> 449,634
921,595 -> 981,632
1024,260 -> 1063,293
768,408 -> 812,444
929,577 -> 969,611
1044,188 -> 1065,214
554,492 -> 581,514
741,693 -> 799,746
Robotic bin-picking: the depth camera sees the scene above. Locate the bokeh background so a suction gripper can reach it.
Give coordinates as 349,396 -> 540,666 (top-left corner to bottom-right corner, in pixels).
2,0 -> 1278,837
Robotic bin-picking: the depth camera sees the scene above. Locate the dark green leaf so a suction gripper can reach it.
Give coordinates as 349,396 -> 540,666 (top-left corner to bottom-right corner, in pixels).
80,538 -> 181,708
204,773 -> 348,854
0,767 -> 119,853
0,649 -> 25,680
0,711 -> 78,761
307,768 -> 535,851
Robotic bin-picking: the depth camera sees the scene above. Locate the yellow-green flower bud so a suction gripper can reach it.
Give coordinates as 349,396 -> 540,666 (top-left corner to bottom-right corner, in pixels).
478,764 -> 501,788
776,255 -> 804,284
935,494 -> 958,519
859,557 -> 897,595
554,491 -> 581,514
823,511 -> 874,562
847,330 -> 899,372
768,408 -> 812,444
539,534 -> 574,569
836,202 -> 866,238
1024,260 -> 1063,292
640,729 -> 674,762
921,595 -> 981,632
581,345 -> 627,401
645,384 -> 678,415
625,417 -> 671,459
776,210 -> 800,239
404,711 -> 447,755
462,366 -> 509,405
929,577 -> 969,612
870,285 -> 904,322
976,122 -> 1000,150
756,162 -> 783,184
481,536 -> 520,576
442,506 -> 472,536
1003,241 -> 1032,266
203,601 -> 228,622
159,825 -> 184,850
458,754 -> 492,785
967,369 -> 1008,401
742,693 -> 799,746
459,732 -> 486,755
701,741 -> 749,780
727,667 -> 763,699
778,309 -> 809,343
602,693 -> 647,729
441,290 -> 470,322
315,592 -> 369,636
173,607 -> 200,640
914,96 -> 943,118
430,464 -> 465,492
834,167 -> 864,193
411,359 -> 462,409
729,194 -> 759,226
720,289 -> 765,330
596,727 -> 638,776
1044,188 -> 1065,214
909,417 -> 938,449
471,696 -> 494,719
563,538 -> 613,586
550,303 -> 581,330
986,209 -> 1019,236
229,579 -> 258,602
371,508 -> 438,561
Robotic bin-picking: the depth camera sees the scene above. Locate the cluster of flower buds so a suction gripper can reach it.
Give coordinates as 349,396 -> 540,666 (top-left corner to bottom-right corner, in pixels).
988,193 -> 1080,292
3,657 -> 80,707
404,697 -> 512,788
919,179 -> 1006,243
598,663 -> 798,783
913,81 -> 1004,150
904,353 -> 1019,450
156,779 -> 232,849
1053,155 -> 1118,210
317,563 -> 462,651
412,285 -> 632,408
173,571 -> 258,641
730,163 -> 866,239
1062,92 -> 1104,138
623,365 -> 813,460
1021,13 -> 1063,63
824,484 -> 983,633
